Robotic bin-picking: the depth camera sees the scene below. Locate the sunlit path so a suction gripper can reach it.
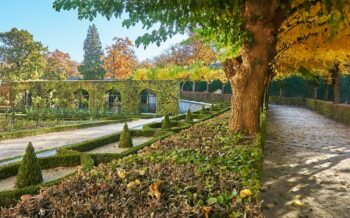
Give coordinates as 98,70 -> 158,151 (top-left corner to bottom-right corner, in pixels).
262,105 -> 350,217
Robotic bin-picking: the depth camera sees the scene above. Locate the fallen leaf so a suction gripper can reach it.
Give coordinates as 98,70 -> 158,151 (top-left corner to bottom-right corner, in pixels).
148,180 -> 161,200
201,206 -> 211,218
117,169 -> 126,179
293,199 -> 304,206
240,189 -> 252,198
135,179 -> 141,185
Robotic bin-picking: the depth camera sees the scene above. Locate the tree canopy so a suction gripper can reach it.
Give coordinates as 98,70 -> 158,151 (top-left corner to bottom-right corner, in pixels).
103,37 -> 137,79
43,49 -> 79,80
0,28 -> 47,80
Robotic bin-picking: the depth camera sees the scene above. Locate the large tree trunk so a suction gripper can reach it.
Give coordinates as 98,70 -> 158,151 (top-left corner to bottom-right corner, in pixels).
324,83 -> 329,101
224,1 -> 282,135
330,63 -> 340,104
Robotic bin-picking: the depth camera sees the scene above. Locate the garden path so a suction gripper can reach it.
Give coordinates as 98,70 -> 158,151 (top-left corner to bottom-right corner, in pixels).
0,117 -> 162,162
262,105 -> 350,217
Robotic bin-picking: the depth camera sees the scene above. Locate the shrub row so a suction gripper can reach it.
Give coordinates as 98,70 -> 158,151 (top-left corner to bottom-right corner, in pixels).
0,155 -> 81,180
0,119 -> 133,141
270,96 -> 350,126
89,131 -> 173,165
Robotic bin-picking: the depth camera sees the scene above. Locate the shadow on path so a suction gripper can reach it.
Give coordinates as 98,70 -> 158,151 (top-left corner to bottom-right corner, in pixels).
262,105 -> 350,218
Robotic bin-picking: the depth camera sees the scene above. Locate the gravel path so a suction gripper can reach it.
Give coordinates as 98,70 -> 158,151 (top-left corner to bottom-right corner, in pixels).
0,117 -> 163,161
262,105 -> 350,218
86,137 -> 152,154
0,166 -> 79,191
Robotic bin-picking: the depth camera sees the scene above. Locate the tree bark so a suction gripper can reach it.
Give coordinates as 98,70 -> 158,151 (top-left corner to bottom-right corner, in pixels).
224,1 -> 282,135
330,63 -> 340,104
192,82 -> 196,92
206,82 -> 210,92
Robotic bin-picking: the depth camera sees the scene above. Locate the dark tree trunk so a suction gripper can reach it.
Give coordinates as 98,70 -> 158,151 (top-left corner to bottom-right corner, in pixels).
313,79 -> 319,99
224,0 -> 282,135
221,83 -> 226,94
330,63 -> 340,104
324,83 -> 329,101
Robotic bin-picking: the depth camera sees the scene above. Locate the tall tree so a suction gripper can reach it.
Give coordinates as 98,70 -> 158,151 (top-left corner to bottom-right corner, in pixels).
0,28 -> 46,81
103,37 -> 137,79
42,49 -> 78,80
79,24 -> 105,80
53,0 -> 350,135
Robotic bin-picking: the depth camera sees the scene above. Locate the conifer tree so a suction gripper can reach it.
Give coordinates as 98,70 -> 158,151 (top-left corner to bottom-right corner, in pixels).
79,24 -> 105,80
119,123 -> 133,148
185,109 -> 193,122
161,114 -> 171,129
15,142 -> 43,188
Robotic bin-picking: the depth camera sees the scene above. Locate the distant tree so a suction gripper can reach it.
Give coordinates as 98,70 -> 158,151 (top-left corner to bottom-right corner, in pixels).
0,28 -> 46,81
15,142 -> 43,188
103,37 -> 137,79
79,24 -> 105,80
153,35 -> 216,67
42,49 -> 78,80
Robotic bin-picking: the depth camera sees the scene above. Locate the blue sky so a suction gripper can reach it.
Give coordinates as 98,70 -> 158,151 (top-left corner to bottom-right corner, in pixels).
0,0 -> 187,62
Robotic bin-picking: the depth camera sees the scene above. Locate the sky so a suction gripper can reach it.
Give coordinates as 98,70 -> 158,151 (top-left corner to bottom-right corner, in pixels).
0,0 -> 187,62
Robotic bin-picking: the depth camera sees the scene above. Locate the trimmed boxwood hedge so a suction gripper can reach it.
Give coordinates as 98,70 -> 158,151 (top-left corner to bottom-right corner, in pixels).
0,105 -> 231,208
89,131 -> 173,165
0,155 -> 81,180
0,119 -> 133,141
143,121 -> 192,133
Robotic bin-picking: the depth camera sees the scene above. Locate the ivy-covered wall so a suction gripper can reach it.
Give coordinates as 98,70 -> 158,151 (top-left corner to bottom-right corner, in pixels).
8,80 -> 180,115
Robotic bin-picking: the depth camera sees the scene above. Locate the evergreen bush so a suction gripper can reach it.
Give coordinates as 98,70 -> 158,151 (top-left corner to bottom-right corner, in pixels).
200,105 -> 206,114
161,114 -> 171,129
15,142 -> 43,188
119,123 -> 133,148
185,109 -> 193,122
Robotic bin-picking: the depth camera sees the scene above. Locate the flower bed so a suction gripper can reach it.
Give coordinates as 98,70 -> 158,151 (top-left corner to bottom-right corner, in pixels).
0,112 -> 266,217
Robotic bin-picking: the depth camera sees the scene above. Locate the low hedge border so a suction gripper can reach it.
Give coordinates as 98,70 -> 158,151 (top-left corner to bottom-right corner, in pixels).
0,118 -> 134,141
143,121 -> 192,133
0,154 -> 81,180
0,105 -> 231,208
89,131 -> 174,165
270,96 -> 350,126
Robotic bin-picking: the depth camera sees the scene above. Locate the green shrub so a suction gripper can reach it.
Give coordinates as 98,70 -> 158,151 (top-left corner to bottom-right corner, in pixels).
81,154 -> 95,172
161,114 -> 171,129
200,105 -> 206,114
119,123 -> 133,148
185,109 -> 193,122
15,142 -> 43,188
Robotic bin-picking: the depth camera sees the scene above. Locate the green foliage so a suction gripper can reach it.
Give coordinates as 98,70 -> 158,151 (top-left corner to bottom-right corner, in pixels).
0,28 -> 47,81
79,24 -> 105,80
161,114 -> 171,129
80,154 -> 95,172
10,80 -> 179,115
200,105 -> 206,115
15,142 -> 43,188
53,0 -> 244,50
119,123 -> 133,148
185,109 -> 193,122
